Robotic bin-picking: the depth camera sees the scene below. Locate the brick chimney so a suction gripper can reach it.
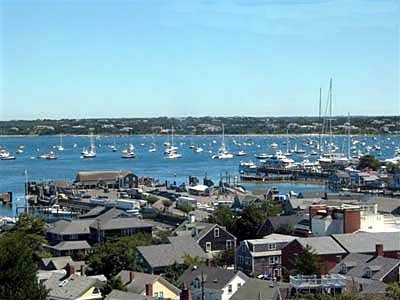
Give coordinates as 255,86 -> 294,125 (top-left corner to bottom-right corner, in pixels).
343,208 -> 361,234
180,285 -> 192,300
129,271 -> 134,283
145,283 -> 153,297
65,263 -> 75,277
375,244 -> 384,257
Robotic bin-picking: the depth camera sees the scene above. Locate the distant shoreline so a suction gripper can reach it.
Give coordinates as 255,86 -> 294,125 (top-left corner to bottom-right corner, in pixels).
0,133 -> 398,138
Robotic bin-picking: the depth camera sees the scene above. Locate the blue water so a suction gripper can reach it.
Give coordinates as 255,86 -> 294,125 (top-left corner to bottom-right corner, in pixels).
0,135 -> 398,216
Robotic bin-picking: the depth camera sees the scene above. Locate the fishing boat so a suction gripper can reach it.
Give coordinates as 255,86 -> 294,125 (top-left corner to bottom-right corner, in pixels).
212,124 -> 233,159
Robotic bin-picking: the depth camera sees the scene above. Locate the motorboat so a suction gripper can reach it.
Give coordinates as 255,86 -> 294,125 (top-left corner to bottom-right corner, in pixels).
121,151 -> 136,159
236,150 -> 247,156
195,147 -> 204,153
254,153 -> 271,159
0,150 -> 16,160
166,151 -> 182,159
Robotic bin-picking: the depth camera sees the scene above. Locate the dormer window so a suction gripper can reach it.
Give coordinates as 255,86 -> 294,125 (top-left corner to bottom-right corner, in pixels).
214,228 -> 220,238
268,243 -> 276,250
340,264 -> 348,274
365,269 -> 372,278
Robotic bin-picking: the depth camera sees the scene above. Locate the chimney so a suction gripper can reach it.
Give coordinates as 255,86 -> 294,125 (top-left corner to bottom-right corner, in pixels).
129,271 -> 134,282
65,263 -> 75,277
375,244 -> 384,257
180,285 -> 192,300
145,283 -> 153,297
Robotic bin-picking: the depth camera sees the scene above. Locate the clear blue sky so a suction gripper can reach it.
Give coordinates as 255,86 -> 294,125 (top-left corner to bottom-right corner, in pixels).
1,0 -> 399,120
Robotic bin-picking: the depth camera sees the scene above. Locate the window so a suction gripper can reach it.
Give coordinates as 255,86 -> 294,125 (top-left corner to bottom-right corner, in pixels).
159,291 -> 164,299
245,257 -> 251,265
238,255 -> 243,264
206,242 -> 212,252
228,284 -> 232,293
154,292 -> 159,297
268,256 -> 279,265
214,228 -> 220,238
226,240 -> 233,249
340,264 -> 348,274
268,243 -> 276,250
237,283 -> 241,289
93,288 -> 100,295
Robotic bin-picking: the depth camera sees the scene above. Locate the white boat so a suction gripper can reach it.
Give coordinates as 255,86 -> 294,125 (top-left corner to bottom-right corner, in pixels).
16,149 -> 24,154
110,145 -> 117,152
38,151 -> 57,160
57,134 -> 64,151
195,147 -> 204,153
149,144 -> 157,152
254,153 -> 271,159
121,151 -> 136,159
271,142 -> 278,149
0,149 -> 16,160
165,125 -> 182,158
212,124 -> 233,160
236,150 -> 247,156
166,151 -> 182,159
82,131 -> 96,158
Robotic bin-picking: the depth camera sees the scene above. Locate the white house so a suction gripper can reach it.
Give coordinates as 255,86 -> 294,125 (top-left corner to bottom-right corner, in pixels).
179,266 -> 248,300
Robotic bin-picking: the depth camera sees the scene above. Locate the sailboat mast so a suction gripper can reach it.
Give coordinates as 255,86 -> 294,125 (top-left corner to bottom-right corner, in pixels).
329,78 -> 333,155
222,124 -> 225,146
319,87 -> 322,156
347,113 -> 351,158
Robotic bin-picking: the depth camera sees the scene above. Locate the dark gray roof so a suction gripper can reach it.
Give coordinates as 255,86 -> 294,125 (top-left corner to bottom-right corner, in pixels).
343,256 -> 400,281
179,266 -> 248,291
330,253 -> 373,274
137,236 -> 206,269
80,206 -> 107,219
332,232 -> 400,253
47,219 -> 94,235
75,171 -> 132,184
99,217 -> 152,231
117,271 -> 180,295
41,256 -> 74,270
175,221 -> 236,242
296,236 -> 347,255
104,290 -> 146,300
48,275 -> 101,300
231,279 -> 289,300
48,240 -> 92,251
266,214 -> 305,229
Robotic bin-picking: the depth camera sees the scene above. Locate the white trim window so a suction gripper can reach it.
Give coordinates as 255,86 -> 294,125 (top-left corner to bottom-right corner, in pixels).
268,256 -> 280,265
226,240 -> 233,249
206,242 -> 212,252
214,227 -> 220,238
268,243 -> 276,250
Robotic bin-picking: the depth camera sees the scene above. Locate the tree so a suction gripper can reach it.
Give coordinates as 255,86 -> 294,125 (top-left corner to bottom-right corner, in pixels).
233,202 -> 282,240
162,200 -> 172,211
8,212 -> 50,261
208,207 -> 236,232
100,276 -> 127,297
177,203 -> 193,214
213,248 -> 235,267
357,155 -> 382,171
0,232 -> 48,300
87,233 -> 152,278
163,262 -> 187,287
275,223 -> 295,235
292,245 -> 322,275
387,282 -> 400,300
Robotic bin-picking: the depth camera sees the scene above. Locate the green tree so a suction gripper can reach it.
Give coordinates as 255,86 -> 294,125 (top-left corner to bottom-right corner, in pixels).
275,223 -> 295,235
87,233 -> 152,278
100,276 -> 127,297
387,282 -> 400,300
177,203 -> 194,214
208,207 -> 236,232
0,232 -> 48,300
357,155 -> 382,171
213,248 -> 235,267
292,245 -> 321,275
162,200 -> 172,211
8,212 -> 50,261
163,262 -> 187,287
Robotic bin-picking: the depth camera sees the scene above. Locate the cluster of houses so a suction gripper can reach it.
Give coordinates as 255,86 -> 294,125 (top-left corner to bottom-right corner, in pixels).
37,187 -> 400,299
329,166 -> 400,191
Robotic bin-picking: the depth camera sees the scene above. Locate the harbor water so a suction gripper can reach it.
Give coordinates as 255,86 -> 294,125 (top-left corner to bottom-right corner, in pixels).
1,134 -> 398,216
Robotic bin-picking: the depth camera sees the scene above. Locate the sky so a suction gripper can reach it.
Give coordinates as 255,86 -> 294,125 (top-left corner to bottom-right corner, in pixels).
0,0 -> 399,120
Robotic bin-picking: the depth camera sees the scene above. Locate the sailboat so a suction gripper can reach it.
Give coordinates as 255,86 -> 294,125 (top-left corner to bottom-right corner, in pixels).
82,131 -> 96,158
57,134 -> 64,151
165,126 -> 182,159
212,124 -> 233,159
122,143 -> 135,159
318,79 -> 350,169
